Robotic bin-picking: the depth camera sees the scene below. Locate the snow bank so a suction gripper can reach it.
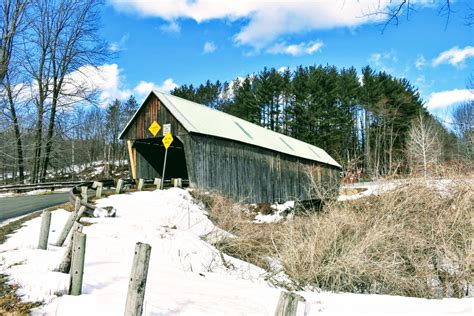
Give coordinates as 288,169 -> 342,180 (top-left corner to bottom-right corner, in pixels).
0,188 -> 472,315
337,178 -> 471,201
0,192 -> 15,199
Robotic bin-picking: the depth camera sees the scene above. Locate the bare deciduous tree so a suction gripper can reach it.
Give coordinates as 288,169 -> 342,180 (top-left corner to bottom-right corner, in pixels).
1,0 -> 28,181
39,0 -> 108,182
23,0 -> 107,182
452,101 -> 474,161
0,0 -> 27,85
407,113 -> 442,178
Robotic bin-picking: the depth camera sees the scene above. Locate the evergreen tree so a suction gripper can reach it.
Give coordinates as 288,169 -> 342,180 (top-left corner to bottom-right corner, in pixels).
170,63 -> 453,178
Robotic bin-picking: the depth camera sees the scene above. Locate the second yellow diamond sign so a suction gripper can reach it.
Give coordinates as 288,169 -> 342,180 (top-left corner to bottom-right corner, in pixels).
162,131 -> 174,149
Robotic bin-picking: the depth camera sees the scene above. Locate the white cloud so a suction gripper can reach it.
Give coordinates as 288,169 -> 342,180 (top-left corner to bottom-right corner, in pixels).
69,64 -> 132,106
17,64 -> 132,108
368,51 -> 398,71
432,46 -> 474,67
415,55 -> 426,70
159,20 -> 181,33
2,64 -> 181,109
109,43 -> 120,52
109,0 -> 402,49
109,34 -> 130,53
203,41 -> 217,54
267,40 -> 323,56
134,78 -> 179,95
425,89 -> 474,110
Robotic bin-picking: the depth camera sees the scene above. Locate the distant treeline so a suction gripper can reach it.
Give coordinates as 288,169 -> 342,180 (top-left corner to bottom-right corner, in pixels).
172,65 -> 466,178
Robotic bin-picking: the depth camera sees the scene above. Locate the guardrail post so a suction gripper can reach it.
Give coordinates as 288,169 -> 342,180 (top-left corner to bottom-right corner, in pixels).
137,179 -> 145,191
95,182 -> 103,198
153,178 -> 161,190
54,206 -> 86,247
57,222 -> 83,273
172,178 -> 182,188
80,186 -> 88,203
124,242 -> 152,316
38,211 -> 52,250
274,291 -> 306,316
74,196 -> 81,212
116,179 -> 124,194
70,231 -> 86,295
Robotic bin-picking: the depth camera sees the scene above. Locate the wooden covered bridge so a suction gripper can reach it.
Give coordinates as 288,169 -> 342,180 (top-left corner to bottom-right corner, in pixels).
119,91 -> 341,203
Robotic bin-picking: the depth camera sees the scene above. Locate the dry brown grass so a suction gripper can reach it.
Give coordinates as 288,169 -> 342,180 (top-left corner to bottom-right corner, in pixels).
278,180 -> 473,298
192,191 -> 277,270
193,180 -> 473,298
0,275 -> 42,315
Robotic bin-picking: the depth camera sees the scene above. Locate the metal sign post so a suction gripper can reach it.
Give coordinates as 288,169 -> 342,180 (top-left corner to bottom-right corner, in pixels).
161,132 -> 174,190
160,149 -> 168,190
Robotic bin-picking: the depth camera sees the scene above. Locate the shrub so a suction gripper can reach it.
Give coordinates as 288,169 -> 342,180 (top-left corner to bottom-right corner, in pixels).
194,180 -> 473,298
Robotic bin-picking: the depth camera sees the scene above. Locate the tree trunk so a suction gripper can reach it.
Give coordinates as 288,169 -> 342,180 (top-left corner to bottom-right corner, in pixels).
40,94 -> 58,182
364,109 -> 371,177
5,75 -> 25,182
32,107 -> 44,183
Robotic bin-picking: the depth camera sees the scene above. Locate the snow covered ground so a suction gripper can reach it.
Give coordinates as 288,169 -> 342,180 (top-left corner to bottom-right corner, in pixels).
0,192 -> 15,198
337,178 -> 473,201
0,188 -> 472,315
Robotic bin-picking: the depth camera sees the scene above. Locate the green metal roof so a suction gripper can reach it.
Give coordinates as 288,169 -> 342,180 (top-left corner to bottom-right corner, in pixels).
120,90 -> 342,168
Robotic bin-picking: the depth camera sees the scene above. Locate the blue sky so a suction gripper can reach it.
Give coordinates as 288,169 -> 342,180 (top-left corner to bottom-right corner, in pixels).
92,0 -> 473,120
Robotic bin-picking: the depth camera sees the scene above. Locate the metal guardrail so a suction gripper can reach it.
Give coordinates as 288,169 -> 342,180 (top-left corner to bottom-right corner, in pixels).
67,178 -> 190,216
68,180 -> 115,216
0,180 -> 99,193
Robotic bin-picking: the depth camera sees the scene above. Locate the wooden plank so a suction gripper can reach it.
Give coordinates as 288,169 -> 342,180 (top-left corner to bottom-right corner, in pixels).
133,147 -> 137,178
127,140 -> 137,179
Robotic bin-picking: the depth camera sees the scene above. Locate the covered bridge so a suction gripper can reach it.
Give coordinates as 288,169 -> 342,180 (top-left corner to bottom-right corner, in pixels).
119,91 -> 341,203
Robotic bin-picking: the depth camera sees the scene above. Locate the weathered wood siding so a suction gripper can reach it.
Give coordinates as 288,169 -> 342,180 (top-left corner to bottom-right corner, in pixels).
183,134 -> 339,203
123,94 -> 187,140
122,94 -> 340,203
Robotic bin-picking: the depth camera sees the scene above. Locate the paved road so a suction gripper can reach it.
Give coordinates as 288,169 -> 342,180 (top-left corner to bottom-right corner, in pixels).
0,193 -> 69,222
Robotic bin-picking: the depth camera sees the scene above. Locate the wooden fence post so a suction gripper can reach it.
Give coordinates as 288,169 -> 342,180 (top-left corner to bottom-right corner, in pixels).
70,231 -> 86,295
81,186 -> 88,203
153,178 -> 161,190
116,179 -> 124,194
274,291 -> 306,316
124,242 -> 152,316
54,206 -> 86,247
38,211 -> 51,250
57,222 -> 83,273
137,179 -> 145,191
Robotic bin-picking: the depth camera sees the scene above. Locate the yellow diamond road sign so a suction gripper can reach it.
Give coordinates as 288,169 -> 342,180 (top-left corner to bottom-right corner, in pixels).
148,121 -> 161,136
162,131 -> 174,150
